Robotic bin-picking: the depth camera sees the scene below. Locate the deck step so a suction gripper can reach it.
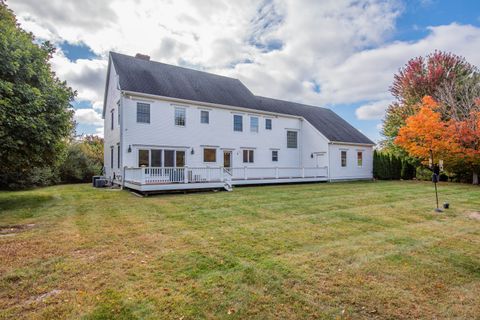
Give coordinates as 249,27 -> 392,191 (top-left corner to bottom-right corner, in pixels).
224,182 -> 233,192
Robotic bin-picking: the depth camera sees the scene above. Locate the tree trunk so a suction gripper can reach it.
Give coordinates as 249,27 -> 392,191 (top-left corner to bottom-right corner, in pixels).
473,172 -> 479,185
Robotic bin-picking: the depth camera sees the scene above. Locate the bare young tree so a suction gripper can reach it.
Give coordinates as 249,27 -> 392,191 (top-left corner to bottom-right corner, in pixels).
437,75 -> 480,184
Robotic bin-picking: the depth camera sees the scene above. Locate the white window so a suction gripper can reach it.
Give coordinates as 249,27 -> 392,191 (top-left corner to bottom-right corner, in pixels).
117,100 -> 120,125
250,116 -> 259,133
203,148 -> 216,162
265,118 -> 272,130
233,115 -> 243,132
357,151 -> 363,167
175,107 -> 186,126
151,149 -> 162,167
200,110 -> 209,124
117,145 -> 120,168
110,147 -> 114,168
287,131 -> 298,148
138,149 -> 149,167
341,150 -> 347,167
243,149 -> 254,163
139,149 -> 184,167
272,150 -> 278,162
110,109 -> 114,130
136,103 -> 150,123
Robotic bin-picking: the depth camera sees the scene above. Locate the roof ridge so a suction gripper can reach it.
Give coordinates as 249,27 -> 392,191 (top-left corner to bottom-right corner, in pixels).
109,51 -> 245,84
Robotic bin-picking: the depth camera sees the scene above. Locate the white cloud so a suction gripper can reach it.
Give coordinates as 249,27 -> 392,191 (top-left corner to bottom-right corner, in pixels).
356,99 -> 392,120
74,108 -> 103,126
50,51 -> 107,105
94,127 -> 104,138
8,0 -> 480,133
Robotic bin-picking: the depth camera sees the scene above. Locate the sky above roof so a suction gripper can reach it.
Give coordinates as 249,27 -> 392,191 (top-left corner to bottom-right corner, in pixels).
9,0 -> 480,141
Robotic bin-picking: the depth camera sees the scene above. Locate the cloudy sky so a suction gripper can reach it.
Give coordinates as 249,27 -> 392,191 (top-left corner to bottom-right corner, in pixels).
8,0 -> 480,141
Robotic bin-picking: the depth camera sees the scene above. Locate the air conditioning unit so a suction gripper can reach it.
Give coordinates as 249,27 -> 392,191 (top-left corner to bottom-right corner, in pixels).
94,179 -> 108,188
92,176 -> 104,187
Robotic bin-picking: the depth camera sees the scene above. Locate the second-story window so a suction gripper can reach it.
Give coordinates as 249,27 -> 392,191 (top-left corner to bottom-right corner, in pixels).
250,116 -> 259,133
111,109 -> 114,130
200,110 -> 209,124
233,115 -> 243,132
136,102 -> 150,123
265,118 -> 272,130
175,107 -> 186,126
287,131 -> 298,148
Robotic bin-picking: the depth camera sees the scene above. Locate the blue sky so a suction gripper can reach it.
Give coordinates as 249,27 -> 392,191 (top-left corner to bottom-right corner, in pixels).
9,0 -> 480,141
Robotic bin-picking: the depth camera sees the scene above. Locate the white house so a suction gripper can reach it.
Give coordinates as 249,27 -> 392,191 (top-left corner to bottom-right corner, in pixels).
103,52 -> 375,192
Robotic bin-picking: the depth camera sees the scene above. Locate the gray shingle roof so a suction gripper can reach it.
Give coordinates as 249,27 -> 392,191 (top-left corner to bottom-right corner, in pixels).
255,96 -> 374,144
110,52 -> 259,109
109,52 -> 374,145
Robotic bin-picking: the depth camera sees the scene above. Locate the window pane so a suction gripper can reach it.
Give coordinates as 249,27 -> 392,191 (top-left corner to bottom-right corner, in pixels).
243,150 -> 248,162
137,103 -> 150,123
249,150 -> 254,163
111,110 -> 114,130
139,149 -> 149,167
117,145 -> 120,168
110,148 -> 114,168
164,150 -> 174,167
234,115 -> 243,132
176,151 -> 185,167
287,131 -> 298,148
272,150 -> 278,162
357,152 -> 363,167
201,110 -> 209,124
175,108 -> 186,126
203,148 -> 216,162
265,119 -> 272,130
250,117 -> 258,132
151,150 -> 162,167
341,151 -> 347,167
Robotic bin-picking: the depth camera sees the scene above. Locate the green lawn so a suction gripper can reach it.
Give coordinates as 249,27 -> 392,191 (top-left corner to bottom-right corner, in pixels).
0,181 -> 479,319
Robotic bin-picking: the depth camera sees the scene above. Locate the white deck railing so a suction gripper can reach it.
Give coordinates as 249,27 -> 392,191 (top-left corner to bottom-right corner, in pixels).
124,166 -> 328,185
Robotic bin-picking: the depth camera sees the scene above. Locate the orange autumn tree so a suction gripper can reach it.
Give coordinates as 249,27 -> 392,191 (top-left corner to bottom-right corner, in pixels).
395,96 -> 457,167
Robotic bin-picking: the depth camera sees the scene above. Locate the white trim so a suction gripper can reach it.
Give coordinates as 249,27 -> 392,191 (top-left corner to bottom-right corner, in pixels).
330,141 -> 375,147
132,144 -> 189,149
122,90 -> 303,120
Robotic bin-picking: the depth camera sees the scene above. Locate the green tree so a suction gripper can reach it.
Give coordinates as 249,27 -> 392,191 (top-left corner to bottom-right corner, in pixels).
0,2 -> 75,188
59,137 -> 104,183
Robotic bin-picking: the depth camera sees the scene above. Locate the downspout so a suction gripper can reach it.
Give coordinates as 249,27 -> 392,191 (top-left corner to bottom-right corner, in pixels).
120,93 -> 125,190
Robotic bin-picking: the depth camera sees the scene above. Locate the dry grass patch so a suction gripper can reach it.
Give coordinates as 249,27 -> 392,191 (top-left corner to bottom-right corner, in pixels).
0,181 -> 479,319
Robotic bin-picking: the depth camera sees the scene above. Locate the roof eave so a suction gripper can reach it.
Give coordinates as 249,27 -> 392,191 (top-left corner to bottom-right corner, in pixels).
329,141 -> 376,147
121,90 -> 304,120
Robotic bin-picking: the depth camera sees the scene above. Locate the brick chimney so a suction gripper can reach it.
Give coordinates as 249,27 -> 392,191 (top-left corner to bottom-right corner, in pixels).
135,53 -> 150,60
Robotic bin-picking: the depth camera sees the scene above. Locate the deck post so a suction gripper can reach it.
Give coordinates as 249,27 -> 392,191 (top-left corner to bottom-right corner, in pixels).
141,167 -> 146,184
275,167 -> 279,179
184,166 -> 188,184
207,166 -> 211,182
244,166 -> 247,180
302,167 -> 305,178
221,167 -> 224,182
